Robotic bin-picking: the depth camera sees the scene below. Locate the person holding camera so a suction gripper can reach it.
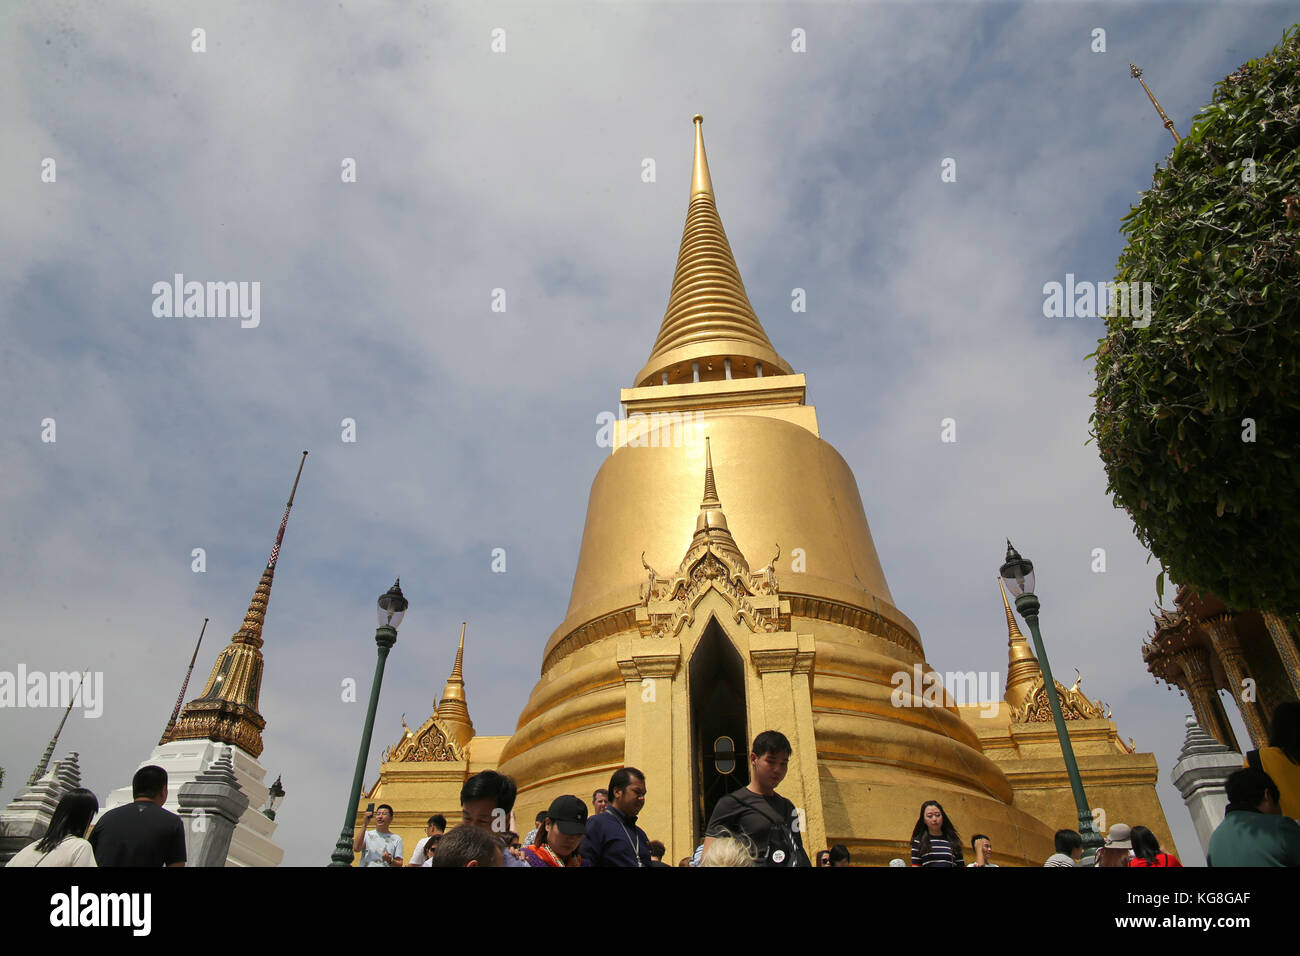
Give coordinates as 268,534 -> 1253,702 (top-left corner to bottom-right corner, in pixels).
353,803 -> 403,867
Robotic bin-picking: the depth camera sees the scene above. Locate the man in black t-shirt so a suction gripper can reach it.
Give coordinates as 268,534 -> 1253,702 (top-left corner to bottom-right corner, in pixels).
702,730 -> 810,867
89,765 -> 187,867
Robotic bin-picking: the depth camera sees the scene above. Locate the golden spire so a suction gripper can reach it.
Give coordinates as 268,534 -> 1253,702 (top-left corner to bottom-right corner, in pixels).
690,113 -> 714,198
689,438 -> 748,570
1130,63 -> 1181,143
163,451 -> 307,759
634,115 -> 793,388
701,436 -> 721,509
1001,576 -> 1041,712
437,622 -> 475,748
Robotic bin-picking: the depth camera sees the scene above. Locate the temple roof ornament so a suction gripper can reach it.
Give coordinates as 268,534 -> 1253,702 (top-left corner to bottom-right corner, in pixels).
1009,666 -> 1108,724
634,115 -> 793,388
382,714 -> 462,763
637,438 -> 789,639
162,451 -> 307,759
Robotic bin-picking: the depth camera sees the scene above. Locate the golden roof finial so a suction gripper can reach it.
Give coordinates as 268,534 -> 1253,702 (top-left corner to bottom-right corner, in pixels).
1001,576 -> 1041,712
163,452 -> 308,759
691,114 -> 713,198
1130,62 -> 1181,144
634,115 -> 793,388
689,438 -> 748,570
437,622 -> 475,747
701,436 -> 721,510
450,621 -> 466,682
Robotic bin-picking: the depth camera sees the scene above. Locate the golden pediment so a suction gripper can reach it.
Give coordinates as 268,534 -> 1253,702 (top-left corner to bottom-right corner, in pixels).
639,542 -> 787,639
1009,673 -> 1108,723
382,713 -> 462,763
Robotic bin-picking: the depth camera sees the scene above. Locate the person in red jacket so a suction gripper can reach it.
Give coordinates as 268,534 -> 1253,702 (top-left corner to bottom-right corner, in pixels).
1127,825 -> 1182,867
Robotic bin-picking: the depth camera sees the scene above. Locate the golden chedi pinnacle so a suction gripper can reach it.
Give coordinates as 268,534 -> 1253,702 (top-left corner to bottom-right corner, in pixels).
437,622 -> 475,748
634,115 -> 793,388
1001,576 -> 1042,712
163,452 -> 307,760
689,437 -> 749,571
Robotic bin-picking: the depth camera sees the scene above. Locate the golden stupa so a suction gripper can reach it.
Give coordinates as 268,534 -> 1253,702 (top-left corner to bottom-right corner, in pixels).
362,116 -> 1174,866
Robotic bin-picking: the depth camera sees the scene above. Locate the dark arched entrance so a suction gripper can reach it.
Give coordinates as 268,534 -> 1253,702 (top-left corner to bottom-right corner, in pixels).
689,618 -> 749,841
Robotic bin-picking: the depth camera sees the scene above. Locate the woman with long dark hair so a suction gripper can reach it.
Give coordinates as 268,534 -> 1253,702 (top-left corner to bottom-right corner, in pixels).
910,800 -> 964,867
1127,825 -> 1182,867
1248,702 -> 1300,819
6,788 -> 99,867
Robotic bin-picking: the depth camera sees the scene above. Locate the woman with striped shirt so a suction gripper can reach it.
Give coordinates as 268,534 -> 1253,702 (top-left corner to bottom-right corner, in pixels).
910,800 -> 965,867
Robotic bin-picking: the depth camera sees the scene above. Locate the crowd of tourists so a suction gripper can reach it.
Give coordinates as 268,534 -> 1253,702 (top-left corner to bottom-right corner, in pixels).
7,705 -> 1300,867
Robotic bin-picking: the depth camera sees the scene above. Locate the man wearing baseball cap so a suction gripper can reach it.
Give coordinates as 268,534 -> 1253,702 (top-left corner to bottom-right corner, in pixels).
522,796 -> 588,867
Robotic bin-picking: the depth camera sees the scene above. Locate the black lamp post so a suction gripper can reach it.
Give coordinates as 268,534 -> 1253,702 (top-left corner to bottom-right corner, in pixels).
329,579 -> 408,866
1000,541 -> 1103,861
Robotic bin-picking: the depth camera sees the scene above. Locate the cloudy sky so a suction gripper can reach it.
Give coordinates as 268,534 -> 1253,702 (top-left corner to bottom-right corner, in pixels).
2,1 -> 1293,866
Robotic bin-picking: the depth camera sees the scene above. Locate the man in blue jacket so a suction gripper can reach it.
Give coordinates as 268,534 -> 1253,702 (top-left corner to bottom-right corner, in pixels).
580,767 -> 652,867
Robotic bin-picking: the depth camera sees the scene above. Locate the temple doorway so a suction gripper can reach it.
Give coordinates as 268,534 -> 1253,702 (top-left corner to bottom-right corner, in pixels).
689,618 -> 749,841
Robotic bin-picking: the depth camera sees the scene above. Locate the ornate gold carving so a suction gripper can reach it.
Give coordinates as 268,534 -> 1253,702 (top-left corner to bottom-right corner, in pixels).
383,715 -> 462,763
1009,673 -> 1106,723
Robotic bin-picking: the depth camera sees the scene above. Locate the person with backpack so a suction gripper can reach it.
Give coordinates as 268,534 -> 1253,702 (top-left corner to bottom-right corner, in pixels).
701,730 -> 810,867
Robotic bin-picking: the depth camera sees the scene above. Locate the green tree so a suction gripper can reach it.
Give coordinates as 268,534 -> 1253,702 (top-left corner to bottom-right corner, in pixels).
1091,26 -> 1300,612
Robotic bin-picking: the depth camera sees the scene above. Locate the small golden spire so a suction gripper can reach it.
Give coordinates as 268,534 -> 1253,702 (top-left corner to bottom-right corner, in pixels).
635,115 -> 793,388
701,436 -> 721,510
1001,576 -> 1041,712
1130,63 -> 1181,144
691,114 -> 713,198
450,621 -> 466,682
437,622 -> 475,748
163,452 -> 308,759
689,438 -> 747,570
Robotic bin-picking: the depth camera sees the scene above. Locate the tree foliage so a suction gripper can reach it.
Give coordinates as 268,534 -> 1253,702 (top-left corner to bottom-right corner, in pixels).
1091,26 -> 1300,613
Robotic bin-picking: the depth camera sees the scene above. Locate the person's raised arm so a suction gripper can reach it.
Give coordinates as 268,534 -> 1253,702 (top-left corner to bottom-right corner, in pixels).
353,810 -> 373,854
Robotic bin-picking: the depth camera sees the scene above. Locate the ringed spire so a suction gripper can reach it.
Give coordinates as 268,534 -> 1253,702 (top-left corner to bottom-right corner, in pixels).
437,622 -> 475,747
634,115 -> 792,388
162,451 -> 307,759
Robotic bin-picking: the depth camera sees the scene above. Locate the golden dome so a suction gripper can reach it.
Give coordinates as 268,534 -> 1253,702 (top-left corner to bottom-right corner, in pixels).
551,412 -> 911,665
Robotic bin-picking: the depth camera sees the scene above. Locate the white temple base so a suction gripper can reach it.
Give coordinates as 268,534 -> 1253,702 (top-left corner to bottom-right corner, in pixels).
100,739 -> 283,867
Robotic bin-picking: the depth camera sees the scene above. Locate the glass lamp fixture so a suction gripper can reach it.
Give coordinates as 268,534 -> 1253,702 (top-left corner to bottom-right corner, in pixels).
264,774 -> 285,819
377,578 -> 409,630
1000,540 -> 1036,598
